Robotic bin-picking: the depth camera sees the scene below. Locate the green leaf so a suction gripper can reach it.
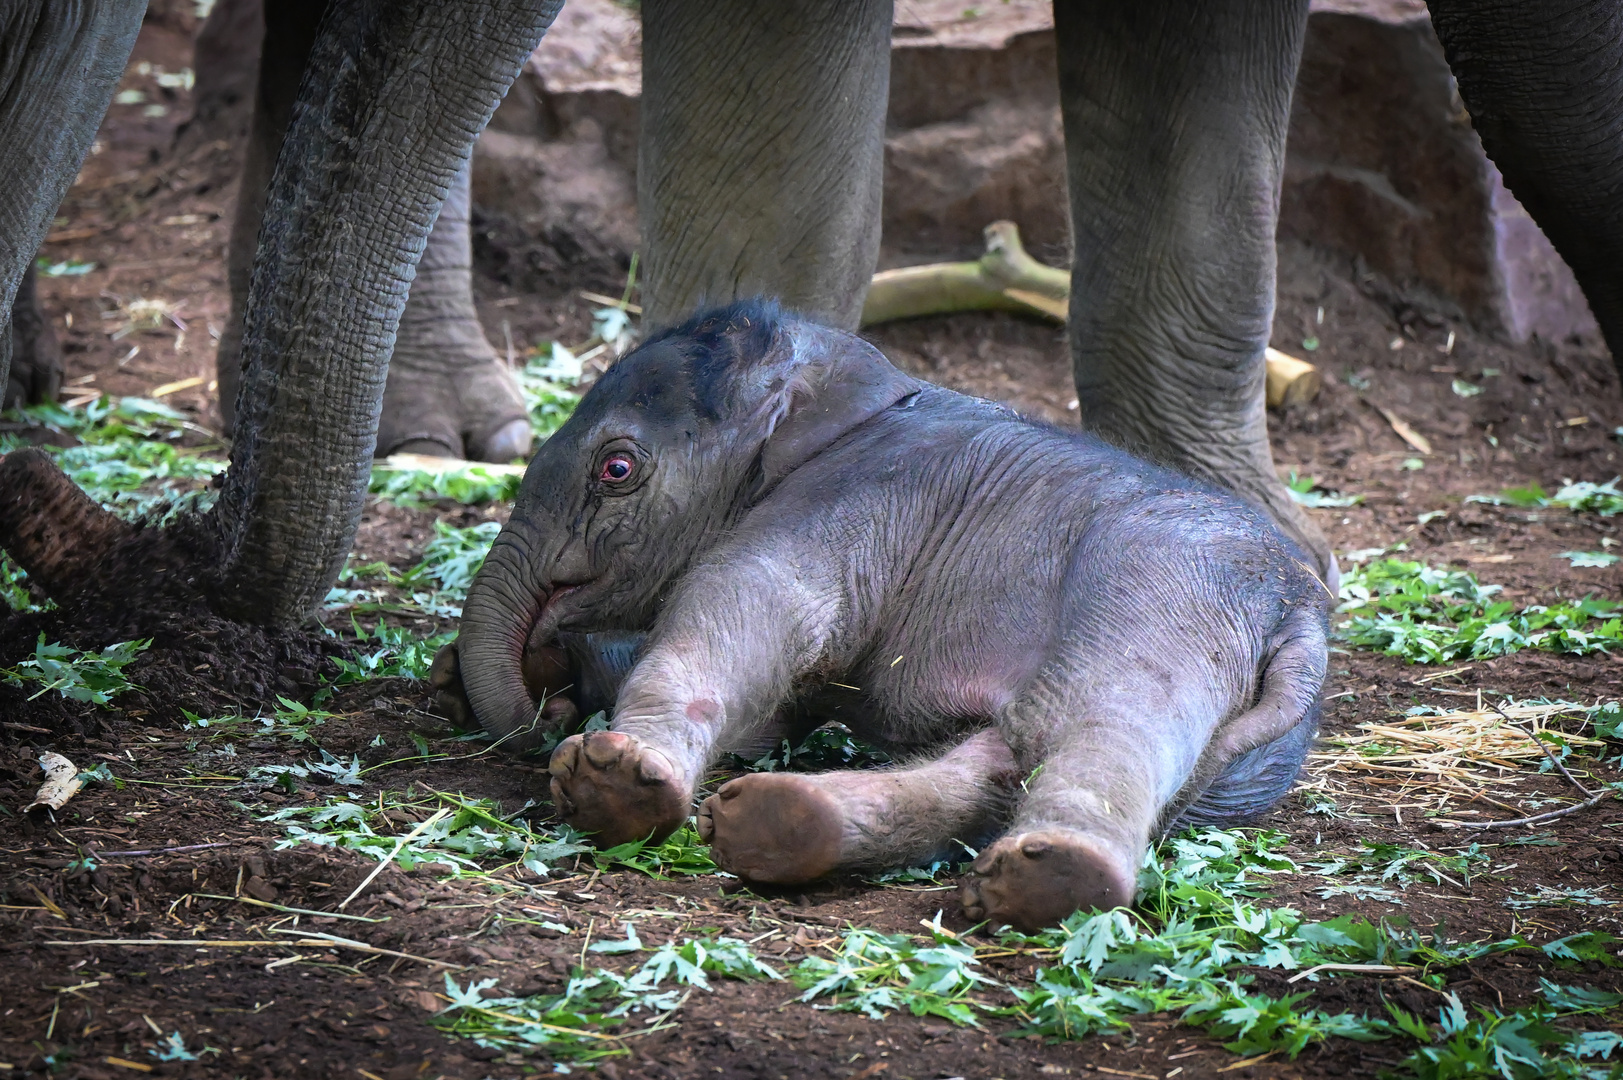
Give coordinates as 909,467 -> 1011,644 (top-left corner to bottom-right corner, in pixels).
588,923 -> 644,955
1558,551 -> 1620,568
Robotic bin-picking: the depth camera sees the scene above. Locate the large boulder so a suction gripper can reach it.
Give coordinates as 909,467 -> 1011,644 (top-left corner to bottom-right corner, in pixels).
472,0 -> 1596,343
1281,0 -> 1596,342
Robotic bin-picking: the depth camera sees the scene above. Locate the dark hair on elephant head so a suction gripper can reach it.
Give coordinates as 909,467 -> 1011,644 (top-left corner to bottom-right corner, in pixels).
630,298 -> 784,422
453,298 -> 921,747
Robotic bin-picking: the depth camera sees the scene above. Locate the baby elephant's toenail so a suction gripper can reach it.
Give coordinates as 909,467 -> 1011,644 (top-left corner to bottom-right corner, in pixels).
583,734 -> 622,768
1021,839 -> 1054,858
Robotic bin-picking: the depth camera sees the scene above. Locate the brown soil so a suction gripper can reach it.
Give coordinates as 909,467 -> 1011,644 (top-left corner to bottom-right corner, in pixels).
3,17 -> 1621,1080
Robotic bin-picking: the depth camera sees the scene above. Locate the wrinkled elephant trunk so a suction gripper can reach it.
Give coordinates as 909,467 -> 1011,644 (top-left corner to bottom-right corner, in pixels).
457,538 -> 550,749
0,0 -> 562,629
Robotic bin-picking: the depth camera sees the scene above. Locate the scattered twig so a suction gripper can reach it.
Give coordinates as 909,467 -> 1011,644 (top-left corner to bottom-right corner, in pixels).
267,927 -> 463,969
1371,403 -> 1433,456
96,841 -> 240,858
1491,700 -> 1598,797
192,892 -> 390,923
338,807 -> 449,911
1435,789 -> 1616,830
1287,962 -> 1416,983
30,885 -> 66,920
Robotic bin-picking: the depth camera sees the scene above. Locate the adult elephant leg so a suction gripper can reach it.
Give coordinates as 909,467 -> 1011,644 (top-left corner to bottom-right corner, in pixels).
378,160 -> 533,463
1428,0 -> 1623,375
1053,0 -> 1333,580
638,0 -> 891,329
0,1 -> 142,394
210,0 -> 561,624
6,262 -> 62,408
217,0 -> 531,463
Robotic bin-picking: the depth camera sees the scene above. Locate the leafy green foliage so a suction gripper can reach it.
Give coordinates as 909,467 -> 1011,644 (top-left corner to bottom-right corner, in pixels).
591,824 -> 719,878
1,634 -> 149,704
1337,558 -> 1623,663
328,622 -> 455,684
265,792 -> 592,877
368,461 -> 522,507
730,722 -> 893,773
1544,933 -> 1623,969
1388,991 -> 1623,1080
182,696 -> 334,744
794,915 -> 996,1026
1306,841 -> 1488,897
1559,551 -> 1621,568
413,521 -> 501,599
792,828 -> 1619,1074
516,343 -> 583,441
1285,470 -> 1364,508
1469,479 -> 1623,517
1,553 -> 44,613
36,257 -> 96,277
432,934 -> 778,1062
0,396 -> 224,521
325,521 -> 499,622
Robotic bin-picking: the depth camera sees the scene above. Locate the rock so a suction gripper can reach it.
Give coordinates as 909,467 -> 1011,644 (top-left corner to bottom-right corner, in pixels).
242,875 -> 277,903
883,3 -> 1066,262
1281,0 -> 1597,343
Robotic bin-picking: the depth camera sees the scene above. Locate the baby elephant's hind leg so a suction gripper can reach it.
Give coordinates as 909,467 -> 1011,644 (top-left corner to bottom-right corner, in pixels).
699,729 -> 1017,884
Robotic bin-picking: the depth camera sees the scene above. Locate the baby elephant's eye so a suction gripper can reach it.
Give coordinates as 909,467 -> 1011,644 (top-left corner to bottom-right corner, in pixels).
599,454 -> 635,483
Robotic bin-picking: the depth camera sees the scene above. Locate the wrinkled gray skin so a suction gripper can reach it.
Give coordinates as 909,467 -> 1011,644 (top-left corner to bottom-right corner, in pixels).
212,0 -> 534,463
438,300 -> 1329,931
0,0 -> 560,625
6,0 -> 1623,623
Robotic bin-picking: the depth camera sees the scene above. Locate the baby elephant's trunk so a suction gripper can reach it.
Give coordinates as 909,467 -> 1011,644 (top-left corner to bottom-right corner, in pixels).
456,536 -> 548,749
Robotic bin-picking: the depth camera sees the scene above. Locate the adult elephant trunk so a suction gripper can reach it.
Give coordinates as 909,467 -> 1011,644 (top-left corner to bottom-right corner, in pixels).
0,0 -> 560,628
205,0 -> 560,623
1427,0 -> 1623,375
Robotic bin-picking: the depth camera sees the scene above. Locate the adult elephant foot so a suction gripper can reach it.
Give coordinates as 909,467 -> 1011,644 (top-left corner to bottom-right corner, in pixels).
548,730 -> 690,847
958,829 -> 1136,933
377,327 -> 532,463
698,774 -> 846,885
374,159 -> 532,462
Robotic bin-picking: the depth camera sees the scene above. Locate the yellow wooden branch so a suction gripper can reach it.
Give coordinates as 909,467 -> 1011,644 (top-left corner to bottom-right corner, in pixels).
863,221 -> 1320,409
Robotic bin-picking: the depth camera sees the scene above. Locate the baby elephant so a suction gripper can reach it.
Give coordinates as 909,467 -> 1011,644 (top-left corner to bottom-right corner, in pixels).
436,300 -> 1328,932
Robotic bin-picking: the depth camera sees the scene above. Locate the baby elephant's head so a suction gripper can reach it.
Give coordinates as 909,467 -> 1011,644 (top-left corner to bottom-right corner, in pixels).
457,299 -> 920,746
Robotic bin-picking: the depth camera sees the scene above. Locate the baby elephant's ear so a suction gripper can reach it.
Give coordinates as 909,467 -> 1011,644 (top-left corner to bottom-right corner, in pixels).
756,324 -> 921,491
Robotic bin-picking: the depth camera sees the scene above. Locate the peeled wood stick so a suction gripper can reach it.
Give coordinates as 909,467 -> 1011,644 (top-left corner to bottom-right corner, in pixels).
862,221 -> 1321,408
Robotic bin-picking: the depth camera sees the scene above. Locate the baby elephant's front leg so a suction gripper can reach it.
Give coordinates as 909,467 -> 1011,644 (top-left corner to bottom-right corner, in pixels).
550,561 -> 837,847
698,729 -> 1018,883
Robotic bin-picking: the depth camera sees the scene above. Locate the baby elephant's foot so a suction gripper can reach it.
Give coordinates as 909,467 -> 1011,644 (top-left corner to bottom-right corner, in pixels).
958,830 -> 1136,933
549,732 -> 689,847
697,774 -> 845,884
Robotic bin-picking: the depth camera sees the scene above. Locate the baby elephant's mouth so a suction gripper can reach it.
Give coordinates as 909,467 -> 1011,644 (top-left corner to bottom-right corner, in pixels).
519,583 -> 587,707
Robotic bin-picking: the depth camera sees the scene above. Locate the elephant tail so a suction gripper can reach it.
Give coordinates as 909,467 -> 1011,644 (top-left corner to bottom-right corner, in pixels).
1167,602 -> 1328,830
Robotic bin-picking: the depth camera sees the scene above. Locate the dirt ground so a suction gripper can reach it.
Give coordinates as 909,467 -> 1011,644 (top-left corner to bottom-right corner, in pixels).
2,16 -> 1621,1080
